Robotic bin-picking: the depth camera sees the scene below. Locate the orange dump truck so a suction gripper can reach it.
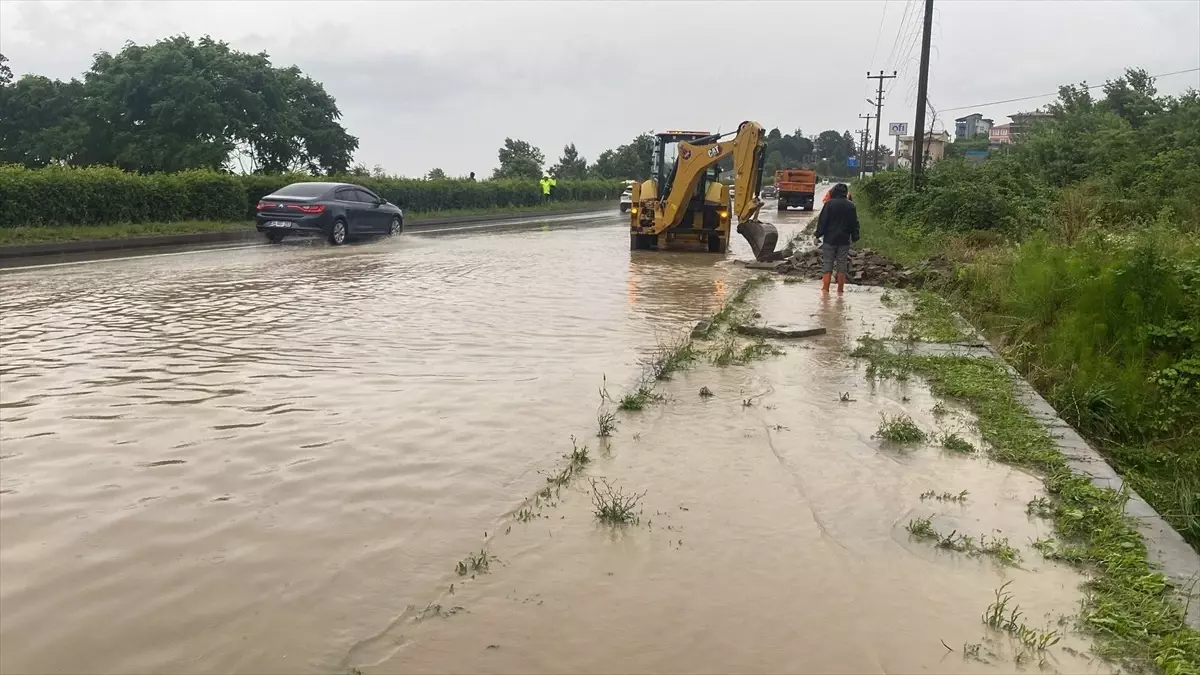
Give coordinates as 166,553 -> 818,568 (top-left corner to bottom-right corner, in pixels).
775,169 -> 817,211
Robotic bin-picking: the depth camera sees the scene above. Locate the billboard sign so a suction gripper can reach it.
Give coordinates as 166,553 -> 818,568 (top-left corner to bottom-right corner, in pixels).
846,156 -> 858,168
888,122 -> 908,136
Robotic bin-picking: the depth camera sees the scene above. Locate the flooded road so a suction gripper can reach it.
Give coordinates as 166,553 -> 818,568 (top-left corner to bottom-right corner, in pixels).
1,200 -> 1108,674
1,207 -> 818,674
369,284 -> 1111,674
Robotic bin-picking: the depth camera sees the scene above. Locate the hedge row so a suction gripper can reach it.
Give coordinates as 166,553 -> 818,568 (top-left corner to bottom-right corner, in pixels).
0,165 -> 622,227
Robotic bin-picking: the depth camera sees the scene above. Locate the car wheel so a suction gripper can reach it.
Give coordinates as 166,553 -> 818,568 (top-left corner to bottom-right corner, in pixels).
330,219 -> 348,245
265,232 -> 285,244
389,217 -> 403,236
620,204 -> 629,213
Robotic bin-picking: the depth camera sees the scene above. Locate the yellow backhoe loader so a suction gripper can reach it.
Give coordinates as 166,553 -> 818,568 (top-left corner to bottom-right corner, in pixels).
628,121 -> 779,261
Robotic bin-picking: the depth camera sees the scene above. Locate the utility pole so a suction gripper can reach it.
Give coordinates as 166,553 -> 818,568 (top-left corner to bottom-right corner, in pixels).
858,114 -> 875,178
911,0 -> 934,190
866,70 -> 896,173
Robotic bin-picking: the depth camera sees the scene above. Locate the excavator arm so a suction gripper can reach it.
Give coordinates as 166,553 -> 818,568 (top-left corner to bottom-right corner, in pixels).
643,121 -> 779,261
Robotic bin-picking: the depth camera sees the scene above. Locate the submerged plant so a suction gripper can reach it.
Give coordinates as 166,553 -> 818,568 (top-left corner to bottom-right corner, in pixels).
566,436 -> 590,468
590,478 -> 645,525
455,549 -> 497,577
618,386 -> 664,411
939,432 -> 976,454
597,409 -> 618,437
907,516 -> 937,539
876,412 -> 927,443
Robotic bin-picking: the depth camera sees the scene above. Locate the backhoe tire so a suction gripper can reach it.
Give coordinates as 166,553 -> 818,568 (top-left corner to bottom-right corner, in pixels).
630,233 -> 657,251
707,234 -> 723,253
777,202 -> 787,212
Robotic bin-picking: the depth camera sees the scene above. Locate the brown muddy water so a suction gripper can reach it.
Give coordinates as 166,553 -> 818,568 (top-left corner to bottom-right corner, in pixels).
0,206 -> 1108,674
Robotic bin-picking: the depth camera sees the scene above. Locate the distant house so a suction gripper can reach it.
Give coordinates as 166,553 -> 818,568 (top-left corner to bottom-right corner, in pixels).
954,113 -> 993,140
988,110 -> 1053,147
897,130 -> 952,168
989,124 -> 1013,146
1008,110 -> 1053,138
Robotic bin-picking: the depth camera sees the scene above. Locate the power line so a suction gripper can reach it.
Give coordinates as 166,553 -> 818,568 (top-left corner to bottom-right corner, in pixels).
937,67 -> 1200,114
882,0 -> 915,74
866,0 -> 890,71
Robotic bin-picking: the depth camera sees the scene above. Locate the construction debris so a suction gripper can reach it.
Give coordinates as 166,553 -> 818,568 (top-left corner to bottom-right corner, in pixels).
757,246 -> 914,287
735,325 -> 827,339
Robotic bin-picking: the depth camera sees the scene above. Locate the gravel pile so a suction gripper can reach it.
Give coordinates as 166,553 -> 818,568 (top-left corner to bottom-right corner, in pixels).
773,246 -> 914,287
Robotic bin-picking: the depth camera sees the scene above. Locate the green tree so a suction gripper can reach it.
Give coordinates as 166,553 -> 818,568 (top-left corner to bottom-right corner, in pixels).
1102,67 -> 1162,130
426,167 -> 447,180
814,130 -> 846,162
551,143 -> 588,179
764,149 -> 784,177
493,137 -> 545,178
1,36 -> 357,173
0,75 -> 88,167
0,53 -> 12,85
590,133 -> 654,180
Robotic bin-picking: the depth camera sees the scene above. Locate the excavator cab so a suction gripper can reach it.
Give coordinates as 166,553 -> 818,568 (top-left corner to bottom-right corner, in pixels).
630,122 -> 779,261
630,131 -> 729,254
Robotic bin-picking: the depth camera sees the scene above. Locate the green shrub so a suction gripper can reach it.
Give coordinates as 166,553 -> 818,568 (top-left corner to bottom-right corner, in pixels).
0,164 -> 622,227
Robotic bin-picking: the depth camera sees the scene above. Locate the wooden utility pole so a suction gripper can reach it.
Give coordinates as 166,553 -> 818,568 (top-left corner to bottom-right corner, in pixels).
866,71 -> 896,173
858,114 -> 874,178
911,0 -> 934,190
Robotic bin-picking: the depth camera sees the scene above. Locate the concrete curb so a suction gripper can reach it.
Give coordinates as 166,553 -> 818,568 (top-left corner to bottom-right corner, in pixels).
884,340 -> 1200,629
0,203 -> 613,260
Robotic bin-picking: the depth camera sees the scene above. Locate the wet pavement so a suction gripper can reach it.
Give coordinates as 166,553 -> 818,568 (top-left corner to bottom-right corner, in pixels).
0,201 -> 1109,674
1,206 -> 806,674
356,285 -> 1112,675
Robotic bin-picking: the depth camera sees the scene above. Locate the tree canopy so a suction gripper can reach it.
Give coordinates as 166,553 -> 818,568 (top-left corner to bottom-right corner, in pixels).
492,138 -> 545,179
551,143 -> 588,179
0,37 -> 358,174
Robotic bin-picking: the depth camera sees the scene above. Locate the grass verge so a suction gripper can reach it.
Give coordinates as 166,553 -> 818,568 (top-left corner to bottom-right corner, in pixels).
860,197 -> 1198,552
892,290 -> 968,342
0,220 -> 253,245
854,336 -> 1199,672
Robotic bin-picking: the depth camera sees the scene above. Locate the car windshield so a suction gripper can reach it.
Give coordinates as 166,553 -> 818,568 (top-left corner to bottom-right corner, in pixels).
271,183 -> 331,198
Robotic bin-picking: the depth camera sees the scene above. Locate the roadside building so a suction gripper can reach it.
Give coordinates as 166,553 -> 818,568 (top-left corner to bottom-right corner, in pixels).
989,123 -> 1013,147
1008,110 -> 1053,139
896,130 -> 952,169
954,113 -> 993,141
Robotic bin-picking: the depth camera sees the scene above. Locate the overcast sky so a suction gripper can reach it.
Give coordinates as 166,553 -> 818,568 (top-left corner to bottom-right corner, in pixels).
2,0 -> 1198,176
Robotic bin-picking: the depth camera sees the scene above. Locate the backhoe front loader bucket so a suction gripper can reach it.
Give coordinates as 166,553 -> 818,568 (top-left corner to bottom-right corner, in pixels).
736,219 -> 780,262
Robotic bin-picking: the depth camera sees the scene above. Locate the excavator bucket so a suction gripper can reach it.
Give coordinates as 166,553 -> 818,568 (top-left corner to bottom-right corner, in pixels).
736,219 -> 780,262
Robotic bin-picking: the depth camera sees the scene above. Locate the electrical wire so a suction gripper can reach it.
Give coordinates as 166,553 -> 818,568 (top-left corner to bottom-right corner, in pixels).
866,0 -> 890,72
881,0 -> 915,74
937,67 -> 1200,114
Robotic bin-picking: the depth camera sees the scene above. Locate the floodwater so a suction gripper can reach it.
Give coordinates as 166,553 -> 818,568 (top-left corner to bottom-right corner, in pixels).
0,205 -> 1108,674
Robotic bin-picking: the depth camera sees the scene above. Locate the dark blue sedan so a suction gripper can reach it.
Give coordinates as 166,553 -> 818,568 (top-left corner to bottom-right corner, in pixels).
255,182 -> 404,245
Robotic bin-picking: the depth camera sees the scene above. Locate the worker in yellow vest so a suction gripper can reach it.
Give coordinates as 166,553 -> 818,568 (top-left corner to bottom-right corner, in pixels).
540,175 -> 552,202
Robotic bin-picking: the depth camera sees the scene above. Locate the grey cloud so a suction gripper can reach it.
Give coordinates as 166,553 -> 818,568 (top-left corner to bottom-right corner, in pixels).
2,0 -> 1197,177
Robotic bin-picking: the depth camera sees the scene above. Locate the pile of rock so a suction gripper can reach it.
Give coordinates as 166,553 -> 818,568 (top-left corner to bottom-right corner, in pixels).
749,245 -> 914,287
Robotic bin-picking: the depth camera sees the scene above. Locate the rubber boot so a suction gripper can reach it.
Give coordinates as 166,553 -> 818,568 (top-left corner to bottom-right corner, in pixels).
836,273 -> 847,294
820,273 -> 832,293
